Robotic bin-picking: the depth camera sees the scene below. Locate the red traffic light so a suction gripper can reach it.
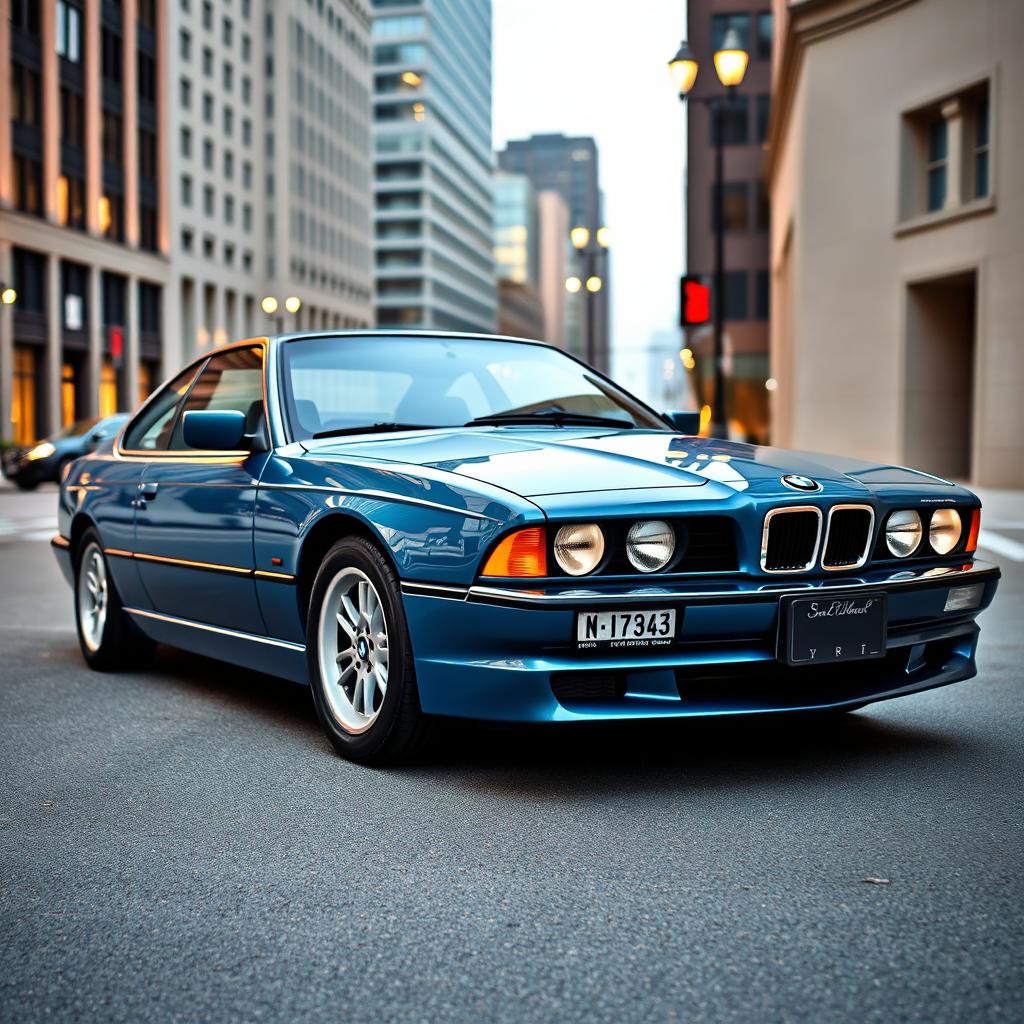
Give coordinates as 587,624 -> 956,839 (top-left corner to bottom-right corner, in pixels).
679,276 -> 710,327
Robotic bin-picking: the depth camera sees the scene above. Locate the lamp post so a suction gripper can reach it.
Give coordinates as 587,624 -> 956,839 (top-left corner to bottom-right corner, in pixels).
566,226 -> 609,368
669,29 -> 749,439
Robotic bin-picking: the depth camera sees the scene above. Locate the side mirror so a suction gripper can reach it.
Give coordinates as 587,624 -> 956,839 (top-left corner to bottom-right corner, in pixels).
663,410 -> 701,435
85,430 -> 109,452
182,410 -> 248,451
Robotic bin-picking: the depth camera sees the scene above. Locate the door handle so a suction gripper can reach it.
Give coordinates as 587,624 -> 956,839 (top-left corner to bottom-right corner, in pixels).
138,482 -> 159,500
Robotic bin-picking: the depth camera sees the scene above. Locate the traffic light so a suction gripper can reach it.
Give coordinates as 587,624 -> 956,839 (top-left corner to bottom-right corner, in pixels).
679,275 -> 710,327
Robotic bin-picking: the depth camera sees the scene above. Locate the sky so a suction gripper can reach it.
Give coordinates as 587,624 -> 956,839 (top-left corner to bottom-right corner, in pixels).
492,0 -> 688,384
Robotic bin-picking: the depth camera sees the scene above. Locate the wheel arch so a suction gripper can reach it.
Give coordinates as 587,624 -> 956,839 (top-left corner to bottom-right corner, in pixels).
69,511 -> 100,557
295,510 -> 400,620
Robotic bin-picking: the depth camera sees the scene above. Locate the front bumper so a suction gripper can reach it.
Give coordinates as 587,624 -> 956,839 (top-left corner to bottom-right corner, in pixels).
401,560 -> 1000,721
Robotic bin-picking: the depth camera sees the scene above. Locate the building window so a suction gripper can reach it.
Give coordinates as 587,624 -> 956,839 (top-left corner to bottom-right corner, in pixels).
712,182 -> 750,232
180,29 -> 191,61
901,81 -> 991,222
925,117 -> 948,212
711,95 -> 748,146
57,174 -> 85,228
102,29 -> 122,83
56,1 -> 82,63
10,0 -> 41,36
181,126 -> 192,158
140,203 -> 158,252
224,195 -> 235,224
223,17 -> 233,46
181,175 -> 193,206
58,87 -> 83,147
202,1 -> 213,30
242,161 -> 252,188
202,47 -> 214,77
756,12 -> 773,60
223,62 -> 233,91
12,347 -> 39,446
180,76 -> 192,108
139,128 -> 157,179
203,138 -> 214,169
723,270 -> 748,320
241,35 -> 251,62
182,228 -> 194,252
241,76 -> 252,104
242,203 -> 252,231
138,53 -> 157,104
756,94 -> 771,144
102,112 -> 123,165
224,107 -> 234,136
755,270 -> 770,321
203,185 -> 214,216
755,180 -> 770,232
974,97 -> 990,199
710,12 -> 750,51
99,194 -> 124,240
241,118 -> 252,146
203,92 -> 214,123
10,63 -> 41,125
224,151 -> 234,179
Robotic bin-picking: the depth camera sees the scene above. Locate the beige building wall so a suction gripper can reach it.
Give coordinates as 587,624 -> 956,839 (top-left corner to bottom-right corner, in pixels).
537,190 -> 570,351
768,0 -> 1024,487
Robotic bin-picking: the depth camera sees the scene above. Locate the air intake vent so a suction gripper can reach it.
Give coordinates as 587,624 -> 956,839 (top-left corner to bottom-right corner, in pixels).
762,507 -> 822,573
822,506 -> 874,569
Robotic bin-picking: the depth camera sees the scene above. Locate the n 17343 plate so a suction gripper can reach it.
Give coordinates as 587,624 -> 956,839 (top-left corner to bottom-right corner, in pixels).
785,594 -> 887,666
576,608 -> 677,650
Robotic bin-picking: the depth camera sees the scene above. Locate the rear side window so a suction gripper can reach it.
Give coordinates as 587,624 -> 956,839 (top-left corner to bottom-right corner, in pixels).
169,347 -> 264,450
121,365 -> 201,451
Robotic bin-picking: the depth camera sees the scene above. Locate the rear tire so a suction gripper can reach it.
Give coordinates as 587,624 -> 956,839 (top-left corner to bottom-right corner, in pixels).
74,529 -> 155,670
306,536 -> 425,765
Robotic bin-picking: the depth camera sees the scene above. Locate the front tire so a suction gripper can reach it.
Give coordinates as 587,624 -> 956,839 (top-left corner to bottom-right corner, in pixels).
74,530 -> 154,670
306,537 -> 424,764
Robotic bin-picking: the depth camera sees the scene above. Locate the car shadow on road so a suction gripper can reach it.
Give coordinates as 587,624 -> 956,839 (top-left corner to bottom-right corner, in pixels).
126,643 -> 972,793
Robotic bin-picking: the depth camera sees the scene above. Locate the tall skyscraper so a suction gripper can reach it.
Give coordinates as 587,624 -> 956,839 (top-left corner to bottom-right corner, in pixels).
493,171 -> 543,339
169,0 -> 374,364
685,0 -> 773,442
1,0 -> 171,443
498,133 -> 609,370
371,0 -> 496,333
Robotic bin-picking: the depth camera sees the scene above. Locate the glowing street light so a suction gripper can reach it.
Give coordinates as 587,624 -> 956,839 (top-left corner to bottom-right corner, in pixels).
261,296 -> 279,314
585,276 -> 602,293
284,296 -> 302,314
1,287 -> 16,306
565,276 -> 582,294
569,226 -> 590,250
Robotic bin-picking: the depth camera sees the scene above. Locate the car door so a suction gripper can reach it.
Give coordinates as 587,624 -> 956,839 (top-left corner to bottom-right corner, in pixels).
132,345 -> 271,634
96,365 -> 203,610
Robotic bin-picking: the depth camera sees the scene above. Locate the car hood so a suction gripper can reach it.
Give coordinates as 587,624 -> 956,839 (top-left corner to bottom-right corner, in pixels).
301,428 -> 960,503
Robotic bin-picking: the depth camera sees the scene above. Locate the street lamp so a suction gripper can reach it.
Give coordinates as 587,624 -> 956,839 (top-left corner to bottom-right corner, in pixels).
668,27 -> 749,439
1,286 -> 16,306
570,225 -> 609,367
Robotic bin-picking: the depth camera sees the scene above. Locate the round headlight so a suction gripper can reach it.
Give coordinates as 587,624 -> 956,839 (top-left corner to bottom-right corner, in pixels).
553,524 -> 605,576
626,520 -> 676,572
885,510 -> 923,558
929,508 -> 962,555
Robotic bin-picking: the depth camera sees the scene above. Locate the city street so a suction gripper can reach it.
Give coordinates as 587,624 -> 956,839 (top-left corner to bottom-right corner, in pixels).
1,483 -> 1022,1023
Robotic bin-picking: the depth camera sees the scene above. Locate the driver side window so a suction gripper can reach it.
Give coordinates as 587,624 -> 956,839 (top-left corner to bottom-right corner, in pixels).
168,347 -> 265,450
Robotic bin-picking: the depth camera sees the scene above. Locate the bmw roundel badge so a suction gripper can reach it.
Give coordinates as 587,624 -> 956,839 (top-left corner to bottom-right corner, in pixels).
781,474 -> 822,492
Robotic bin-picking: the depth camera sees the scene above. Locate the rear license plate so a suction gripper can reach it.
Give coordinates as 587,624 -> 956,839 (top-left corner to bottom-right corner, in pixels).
576,609 -> 677,650
784,594 -> 887,666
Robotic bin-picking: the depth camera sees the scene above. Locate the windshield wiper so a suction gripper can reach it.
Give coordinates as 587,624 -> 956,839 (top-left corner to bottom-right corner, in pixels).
466,409 -> 635,429
311,422 -> 439,439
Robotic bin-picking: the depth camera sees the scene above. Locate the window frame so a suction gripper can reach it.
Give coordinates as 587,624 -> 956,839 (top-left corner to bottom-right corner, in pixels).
118,341 -> 269,458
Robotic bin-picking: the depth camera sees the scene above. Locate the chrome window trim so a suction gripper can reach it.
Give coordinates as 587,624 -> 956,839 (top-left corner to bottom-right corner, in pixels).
821,503 -> 875,571
760,505 -> 823,574
125,607 -> 305,651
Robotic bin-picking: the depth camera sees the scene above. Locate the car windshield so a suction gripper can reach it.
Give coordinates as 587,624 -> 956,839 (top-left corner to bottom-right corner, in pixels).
281,335 -> 666,440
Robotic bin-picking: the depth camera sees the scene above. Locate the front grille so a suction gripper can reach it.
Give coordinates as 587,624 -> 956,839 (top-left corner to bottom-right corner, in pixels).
822,506 -> 874,569
676,516 -> 738,572
762,508 -> 821,572
550,671 -> 626,703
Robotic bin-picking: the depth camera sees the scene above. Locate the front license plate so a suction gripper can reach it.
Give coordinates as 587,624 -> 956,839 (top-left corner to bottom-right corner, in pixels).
576,609 -> 677,650
785,594 -> 887,666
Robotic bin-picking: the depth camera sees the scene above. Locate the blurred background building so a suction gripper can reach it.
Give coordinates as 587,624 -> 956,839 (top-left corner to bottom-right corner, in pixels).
493,170 -> 544,339
1,0 -> 171,444
684,0 -> 773,443
371,0 -> 496,333
169,0 -> 374,367
499,132 -> 610,371
768,0 -> 1024,487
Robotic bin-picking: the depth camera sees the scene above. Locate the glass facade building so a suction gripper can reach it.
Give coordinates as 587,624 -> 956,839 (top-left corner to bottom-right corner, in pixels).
371,0 -> 496,333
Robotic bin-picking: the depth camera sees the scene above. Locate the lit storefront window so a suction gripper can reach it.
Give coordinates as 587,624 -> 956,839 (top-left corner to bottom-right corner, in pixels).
62,363 -> 76,427
99,358 -> 119,417
12,347 -> 38,445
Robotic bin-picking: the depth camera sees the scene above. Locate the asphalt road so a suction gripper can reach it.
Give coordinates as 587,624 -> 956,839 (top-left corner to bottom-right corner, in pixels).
1,484 -> 1022,1023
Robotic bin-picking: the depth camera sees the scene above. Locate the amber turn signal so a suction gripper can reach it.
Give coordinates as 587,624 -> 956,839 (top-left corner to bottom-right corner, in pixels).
481,527 -> 548,577
965,509 -> 981,554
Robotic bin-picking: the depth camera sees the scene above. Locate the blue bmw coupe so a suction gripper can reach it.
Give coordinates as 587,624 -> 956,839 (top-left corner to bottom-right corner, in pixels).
54,332 -> 1000,763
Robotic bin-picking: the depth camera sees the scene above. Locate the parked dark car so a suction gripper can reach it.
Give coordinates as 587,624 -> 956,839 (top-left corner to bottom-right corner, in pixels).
3,414 -> 129,490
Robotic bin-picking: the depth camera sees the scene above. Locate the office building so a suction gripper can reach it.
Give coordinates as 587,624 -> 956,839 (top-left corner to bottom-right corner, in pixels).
371,0 -> 496,333
685,0 -> 773,443
499,133 -> 609,370
169,0 -> 374,364
767,0 -> 1024,486
493,171 -> 543,339
1,0 -> 171,444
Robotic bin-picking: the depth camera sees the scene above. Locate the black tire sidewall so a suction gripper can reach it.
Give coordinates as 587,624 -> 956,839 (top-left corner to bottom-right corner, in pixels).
305,537 -> 419,762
